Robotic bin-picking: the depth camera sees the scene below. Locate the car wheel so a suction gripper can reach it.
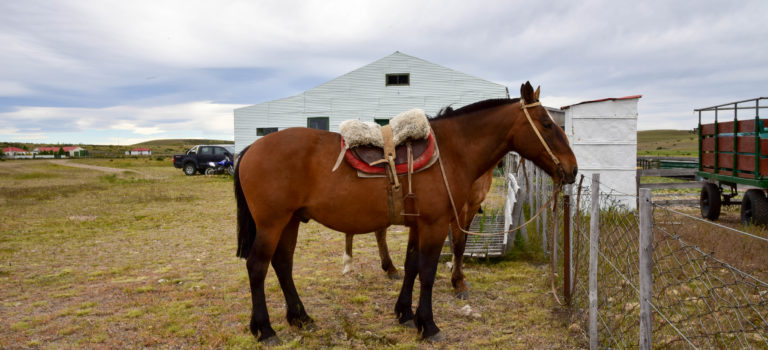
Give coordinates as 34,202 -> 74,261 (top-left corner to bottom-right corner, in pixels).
700,183 -> 721,221
183,163 -> 196,176
741,189 -> 768,226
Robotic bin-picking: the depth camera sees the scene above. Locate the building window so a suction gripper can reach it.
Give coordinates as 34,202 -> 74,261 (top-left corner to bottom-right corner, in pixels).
374,118 -> 390,126
307,117 -> 329,130
257,127 -> 278,136
386,73 -> 409,86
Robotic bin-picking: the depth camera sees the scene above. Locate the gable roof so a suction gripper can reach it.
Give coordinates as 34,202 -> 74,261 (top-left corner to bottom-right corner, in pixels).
3,147 -> 25,153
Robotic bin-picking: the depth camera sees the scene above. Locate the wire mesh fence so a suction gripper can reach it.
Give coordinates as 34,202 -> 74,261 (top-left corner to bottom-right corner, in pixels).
510,163 -> 768,349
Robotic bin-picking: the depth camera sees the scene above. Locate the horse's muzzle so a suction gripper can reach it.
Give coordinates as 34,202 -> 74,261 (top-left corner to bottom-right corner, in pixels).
559,165 -> 577,184
564,166 -> 578,184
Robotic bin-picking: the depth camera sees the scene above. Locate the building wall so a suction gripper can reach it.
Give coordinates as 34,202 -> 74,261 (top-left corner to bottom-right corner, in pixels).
565,98 -> 639,208
234,52 -> 509,153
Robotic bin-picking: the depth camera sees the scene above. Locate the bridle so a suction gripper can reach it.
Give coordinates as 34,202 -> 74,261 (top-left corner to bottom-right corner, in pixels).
520,99 -> 564,179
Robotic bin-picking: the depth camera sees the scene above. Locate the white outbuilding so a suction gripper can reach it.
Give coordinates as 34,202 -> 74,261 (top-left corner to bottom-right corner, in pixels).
234,52 -> 510,153
563,96 -> 642,208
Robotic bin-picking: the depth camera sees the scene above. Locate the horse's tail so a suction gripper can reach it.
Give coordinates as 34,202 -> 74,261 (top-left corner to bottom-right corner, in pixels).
234,144 -> 256,259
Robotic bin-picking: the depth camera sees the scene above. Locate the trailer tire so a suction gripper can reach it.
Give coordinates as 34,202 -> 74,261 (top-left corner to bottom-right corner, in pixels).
741,189 -> 768,226
700,183 -> 721,221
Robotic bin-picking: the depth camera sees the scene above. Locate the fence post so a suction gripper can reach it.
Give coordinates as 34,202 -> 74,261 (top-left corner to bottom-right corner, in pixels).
564,184 -> 572,305
540,170 -> 548,254
589,174 -> 600,350
639,188 -> 653,349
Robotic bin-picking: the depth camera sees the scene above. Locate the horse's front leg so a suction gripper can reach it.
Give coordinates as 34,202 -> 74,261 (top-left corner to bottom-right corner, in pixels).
414,222 -> 448,341
450,227 -> 470,300
394,228 -> 419,327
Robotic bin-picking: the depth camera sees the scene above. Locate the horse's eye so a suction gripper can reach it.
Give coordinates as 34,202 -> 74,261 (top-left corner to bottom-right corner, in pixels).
543,122 -> 553,129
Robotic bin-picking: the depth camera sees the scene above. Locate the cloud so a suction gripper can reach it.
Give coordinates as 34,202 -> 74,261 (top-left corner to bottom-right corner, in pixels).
0,0 -> 766,142
0,101 -> 245,143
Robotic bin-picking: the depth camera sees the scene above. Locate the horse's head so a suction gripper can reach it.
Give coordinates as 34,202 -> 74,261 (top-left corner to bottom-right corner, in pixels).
512,81 -> 578,184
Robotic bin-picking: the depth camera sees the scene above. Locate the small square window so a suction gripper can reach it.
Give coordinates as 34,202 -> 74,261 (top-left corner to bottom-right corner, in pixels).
307,117 -> 329,131
385,73 -> 409,86
257,127 -> 278,136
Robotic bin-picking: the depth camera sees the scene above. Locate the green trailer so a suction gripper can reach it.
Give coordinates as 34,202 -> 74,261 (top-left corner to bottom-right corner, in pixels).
697,97 -> 768,225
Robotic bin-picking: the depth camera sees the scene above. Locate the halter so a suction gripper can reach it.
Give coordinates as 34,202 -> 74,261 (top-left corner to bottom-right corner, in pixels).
520,99 -> 562,170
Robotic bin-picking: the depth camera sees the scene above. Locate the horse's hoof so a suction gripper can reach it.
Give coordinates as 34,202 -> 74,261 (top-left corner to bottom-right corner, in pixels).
301,322 -> 318,331
425,331 -> 446,342
260,335 -> 281,346
455,290 -> 469,300
400,319 -> 416,328
387,271 -> 402,280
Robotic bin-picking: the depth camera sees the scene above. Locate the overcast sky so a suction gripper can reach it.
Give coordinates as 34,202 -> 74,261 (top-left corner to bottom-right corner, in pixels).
1,0 -> 766,145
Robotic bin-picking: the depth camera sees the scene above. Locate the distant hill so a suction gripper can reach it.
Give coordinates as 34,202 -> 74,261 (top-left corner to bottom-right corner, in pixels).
133,139 -> 233,147
637,129 -> 698,157
0,139 -> 234,158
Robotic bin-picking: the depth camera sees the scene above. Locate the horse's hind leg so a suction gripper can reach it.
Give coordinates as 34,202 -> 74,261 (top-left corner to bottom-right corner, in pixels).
451,228 -> 470,300
272,217 -> 314,329
246,217 -> 290,344
342,233 -> 353,275
375,229 -> 401,279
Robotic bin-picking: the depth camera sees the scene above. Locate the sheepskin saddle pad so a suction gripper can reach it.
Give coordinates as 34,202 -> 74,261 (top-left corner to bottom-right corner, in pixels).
339,109 -> 435,175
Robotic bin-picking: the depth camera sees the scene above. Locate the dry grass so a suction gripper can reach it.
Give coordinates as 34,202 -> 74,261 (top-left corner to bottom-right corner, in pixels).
0,159 -> 585,349
655,204 -> 768,280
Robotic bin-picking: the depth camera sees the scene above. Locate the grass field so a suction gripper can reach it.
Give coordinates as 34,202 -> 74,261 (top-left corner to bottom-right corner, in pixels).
0,159 -> 585,349
637,129 -> 698,157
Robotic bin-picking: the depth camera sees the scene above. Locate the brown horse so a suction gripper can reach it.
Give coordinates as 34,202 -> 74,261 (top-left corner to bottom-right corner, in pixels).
342,165 -> 497,301
234,82 -> 577,343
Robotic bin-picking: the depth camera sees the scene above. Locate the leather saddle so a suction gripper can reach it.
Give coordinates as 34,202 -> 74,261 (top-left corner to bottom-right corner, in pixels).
341,133 -> 436,175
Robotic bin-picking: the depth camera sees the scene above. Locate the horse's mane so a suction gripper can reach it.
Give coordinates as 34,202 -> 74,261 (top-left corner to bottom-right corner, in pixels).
430,98 -> 520,120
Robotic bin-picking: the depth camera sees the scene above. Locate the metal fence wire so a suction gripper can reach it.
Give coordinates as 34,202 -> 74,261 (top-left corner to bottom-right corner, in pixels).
512,165 -> 768,349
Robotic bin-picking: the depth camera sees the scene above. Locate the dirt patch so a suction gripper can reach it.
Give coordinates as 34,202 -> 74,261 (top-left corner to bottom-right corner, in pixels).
49,160 -> 139,174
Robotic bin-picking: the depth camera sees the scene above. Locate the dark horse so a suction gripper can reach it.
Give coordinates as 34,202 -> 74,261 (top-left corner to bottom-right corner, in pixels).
342,164 -> 497,301
234,82 -> 577,343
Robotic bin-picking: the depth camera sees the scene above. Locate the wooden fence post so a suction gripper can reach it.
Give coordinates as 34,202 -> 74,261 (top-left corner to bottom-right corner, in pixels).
564,184 -> 572,305
589,174 -> 600,350
639,188 -> 653,349
540,169 -> 548,254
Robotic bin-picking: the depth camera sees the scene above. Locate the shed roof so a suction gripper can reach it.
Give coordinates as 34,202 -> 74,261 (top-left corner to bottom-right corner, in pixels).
561,95 -> 642,110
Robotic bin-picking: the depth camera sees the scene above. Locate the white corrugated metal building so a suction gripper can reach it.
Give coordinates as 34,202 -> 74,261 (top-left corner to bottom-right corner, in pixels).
563,96 -> 641,208
234,52 -> 510,153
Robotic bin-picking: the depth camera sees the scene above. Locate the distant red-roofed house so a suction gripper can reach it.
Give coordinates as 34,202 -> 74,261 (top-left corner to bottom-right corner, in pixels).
2,147 -> 31,158
32,146 -> 87,157
126,148 -> 152,156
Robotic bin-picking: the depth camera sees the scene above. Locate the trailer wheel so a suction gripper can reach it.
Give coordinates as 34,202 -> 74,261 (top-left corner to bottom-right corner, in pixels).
700,183 -> 721,221
741,189 -> 768,226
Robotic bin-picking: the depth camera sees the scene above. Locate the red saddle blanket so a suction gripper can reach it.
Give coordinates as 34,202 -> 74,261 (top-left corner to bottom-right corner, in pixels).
341,133 -> 436,175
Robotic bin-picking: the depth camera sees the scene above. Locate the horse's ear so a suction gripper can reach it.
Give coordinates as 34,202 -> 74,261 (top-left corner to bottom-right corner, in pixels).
520,81 -> 534,101
534,86 -> 541,101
